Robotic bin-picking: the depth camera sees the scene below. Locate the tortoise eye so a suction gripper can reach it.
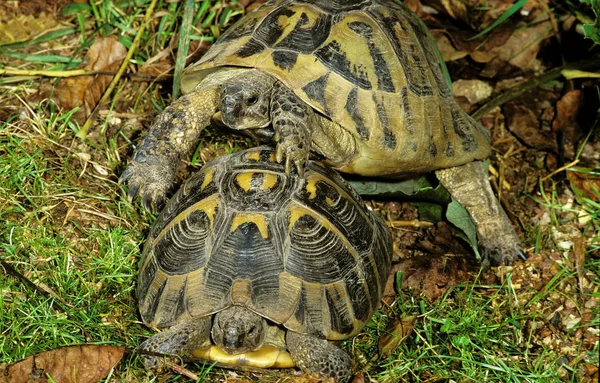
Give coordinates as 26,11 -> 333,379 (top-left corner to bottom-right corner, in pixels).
246,95 -> 258,105
248,326 -> 256,335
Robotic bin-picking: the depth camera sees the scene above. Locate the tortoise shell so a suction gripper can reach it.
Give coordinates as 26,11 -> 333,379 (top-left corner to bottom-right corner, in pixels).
181,0 -> 491,175
137,147 -> 392,340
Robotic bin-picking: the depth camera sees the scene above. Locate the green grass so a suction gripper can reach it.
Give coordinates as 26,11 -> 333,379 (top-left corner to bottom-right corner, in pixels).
1,1 -> 599,382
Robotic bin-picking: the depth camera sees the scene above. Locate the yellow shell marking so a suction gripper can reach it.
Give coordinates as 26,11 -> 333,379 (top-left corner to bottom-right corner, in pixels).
246,150 -> 261,162
273,7 -> 320,46
235,172 -> 254,192
200,167 -> 215,190
231,213 -> 269,239
192,345 -> 295,369
154,196 -> 219,244
305,176 -> 318,199
262,173 -> 278,190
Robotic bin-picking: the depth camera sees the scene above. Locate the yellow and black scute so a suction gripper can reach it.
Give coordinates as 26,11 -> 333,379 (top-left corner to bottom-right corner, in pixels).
137,146 -> 392,341
182,0 -> 491,175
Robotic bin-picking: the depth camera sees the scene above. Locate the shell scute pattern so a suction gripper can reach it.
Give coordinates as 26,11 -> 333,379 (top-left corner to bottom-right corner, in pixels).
182,0 -> 492,174
138,148 -> 392,339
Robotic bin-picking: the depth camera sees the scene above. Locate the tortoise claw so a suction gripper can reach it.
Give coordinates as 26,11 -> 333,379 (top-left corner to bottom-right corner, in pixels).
276,145 -> 285,165
120,155 -> 175,211
295,159 -> 305,178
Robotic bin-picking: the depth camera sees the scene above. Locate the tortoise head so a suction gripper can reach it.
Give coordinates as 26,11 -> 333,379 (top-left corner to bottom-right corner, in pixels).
219,69 -> 274,131
212,306 -> 267,354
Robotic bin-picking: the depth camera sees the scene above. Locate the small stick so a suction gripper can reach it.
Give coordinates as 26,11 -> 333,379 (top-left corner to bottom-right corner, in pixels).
540,159 -> 580,182
0,258 -> 71,314
388,220 -> 434,228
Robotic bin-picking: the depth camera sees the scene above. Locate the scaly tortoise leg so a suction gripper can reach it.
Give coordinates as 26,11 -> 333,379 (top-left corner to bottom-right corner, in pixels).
120,69 -> 243,211
435,161 -> 524,265
137,317 -> 212,369
311,113 -> 359,169
286,331 -> 352,383
270,82 -> 313,176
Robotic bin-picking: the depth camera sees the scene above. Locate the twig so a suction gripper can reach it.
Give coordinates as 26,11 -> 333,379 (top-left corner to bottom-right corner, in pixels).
388,220 -> 434,228
76,0 -> 159,139
0,67 -> 170,80
0,257 -> 71,314
0,68 -> 101,77
540,159 -> 580,182
472,55 -> 600,120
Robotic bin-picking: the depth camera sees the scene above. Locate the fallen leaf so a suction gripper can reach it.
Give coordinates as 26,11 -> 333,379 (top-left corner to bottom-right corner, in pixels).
439,0 -> 469,24
52,36 -> 127,123
378,315 -> 416,358
453,79 -> 493,105
483,15 -> 553,73
552,90 -> 584,134
134,59 -> 173,82
385,254 -> 473,300
239,0 -> 269,13
0,11 -> 57,45
0,345 -> 125,383
504,102 -> 558,152
567,168 -> 600,202
431,13 -> 553,75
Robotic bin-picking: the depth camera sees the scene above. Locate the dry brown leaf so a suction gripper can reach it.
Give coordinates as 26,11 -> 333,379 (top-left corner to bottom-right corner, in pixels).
0,12 -> 57,45
453,79 -> 493,105
52,36 -> 127,123
239,0 -> 269,13
504,102 -> 558,152
484,16 -> 552,73
0,345 -> 125,383
552,90 -> 584,133
567,169 -> 600,202
134,59 -> 174,82
387,255 -> 472,300
439,0 -> 469,23
378,315 -> 416,358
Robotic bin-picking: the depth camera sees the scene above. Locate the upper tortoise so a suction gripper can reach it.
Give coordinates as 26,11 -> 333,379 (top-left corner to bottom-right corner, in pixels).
121,0 -> 523,265
136,147 -> 393,382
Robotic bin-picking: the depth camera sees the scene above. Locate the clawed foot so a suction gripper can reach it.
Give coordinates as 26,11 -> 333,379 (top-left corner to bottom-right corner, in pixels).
119,153 -> 176,212
274,131 -> 310,177
477,221 -> 525,266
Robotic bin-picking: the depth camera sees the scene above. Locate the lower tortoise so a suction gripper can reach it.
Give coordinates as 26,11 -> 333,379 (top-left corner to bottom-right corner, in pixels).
121,0 -> 522,265
137,147 -> 393,382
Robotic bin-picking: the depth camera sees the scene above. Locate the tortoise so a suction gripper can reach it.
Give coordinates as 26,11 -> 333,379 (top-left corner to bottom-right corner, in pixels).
136,147 -> 393,382
120,0 -> 523,265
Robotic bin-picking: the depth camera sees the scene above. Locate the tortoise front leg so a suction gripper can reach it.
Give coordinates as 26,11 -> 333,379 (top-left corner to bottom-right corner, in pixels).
286,331 -> 352,382
435,161 -> 524,265
270,82 -> 313,176
120,70 -> 240,210
137,317 -> 212,369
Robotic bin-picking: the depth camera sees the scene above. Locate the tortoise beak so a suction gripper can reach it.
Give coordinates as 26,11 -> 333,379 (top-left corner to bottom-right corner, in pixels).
223,327 -> 244,351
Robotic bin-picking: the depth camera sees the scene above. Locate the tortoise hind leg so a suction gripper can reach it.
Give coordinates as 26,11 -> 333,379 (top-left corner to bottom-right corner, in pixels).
435,161 -> 524,265
137,317 -> 212,369
286,331 -> 352,383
